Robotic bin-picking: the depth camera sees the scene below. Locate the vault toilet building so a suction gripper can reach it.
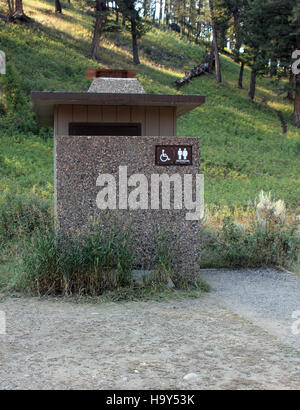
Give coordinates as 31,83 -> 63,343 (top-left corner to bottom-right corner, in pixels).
31,69 -> 205,274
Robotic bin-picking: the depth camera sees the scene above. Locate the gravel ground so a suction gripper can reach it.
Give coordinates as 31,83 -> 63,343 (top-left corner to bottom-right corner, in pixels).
0,269 -> 300,390
200,268 -> 300,350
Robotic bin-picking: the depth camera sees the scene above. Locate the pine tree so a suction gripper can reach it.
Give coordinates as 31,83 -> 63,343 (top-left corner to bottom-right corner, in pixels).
290,1 -> 300,127
116,1 -> 147,65
213,0 -> 230,52
187,0 -> 196,39
242,0 -> 270,100
247,0 -> 300,125
209,0 -> 222,82
221,0 -> 247,87
7,0 -> 30,22
90,0 -> 108,61
171,0 -> 187,38
158,0 -> 163,25
165,0 -> 171,26
143,0 -> 151,17
55,0 -> 62,13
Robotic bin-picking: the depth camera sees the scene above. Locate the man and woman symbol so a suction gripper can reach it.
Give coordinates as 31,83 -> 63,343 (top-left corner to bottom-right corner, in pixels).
177,148 -> 188,161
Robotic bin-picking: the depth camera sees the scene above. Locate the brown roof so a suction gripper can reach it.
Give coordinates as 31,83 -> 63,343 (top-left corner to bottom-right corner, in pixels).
31,91 -> 206,127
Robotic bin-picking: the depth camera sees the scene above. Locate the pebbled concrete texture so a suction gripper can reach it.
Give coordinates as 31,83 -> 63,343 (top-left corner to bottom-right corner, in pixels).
55,135 -> 202,275
88,77 -> 146,94
200,268 -> 300,350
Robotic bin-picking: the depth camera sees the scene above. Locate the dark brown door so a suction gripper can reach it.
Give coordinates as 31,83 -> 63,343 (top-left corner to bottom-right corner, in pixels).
69,122 -> 142,136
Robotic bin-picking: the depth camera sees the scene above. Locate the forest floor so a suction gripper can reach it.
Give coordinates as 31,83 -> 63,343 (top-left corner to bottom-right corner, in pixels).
0,268 -> 299,390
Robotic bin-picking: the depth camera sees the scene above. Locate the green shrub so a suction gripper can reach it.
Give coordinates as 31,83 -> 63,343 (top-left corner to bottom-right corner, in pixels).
0,193 -> 52,244
204,216 -> 299,268
0,62 -> 37,134
12,222 -> 135,296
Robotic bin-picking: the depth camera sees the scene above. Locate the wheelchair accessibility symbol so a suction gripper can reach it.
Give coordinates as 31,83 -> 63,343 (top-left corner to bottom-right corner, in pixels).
160,149 -> 171,162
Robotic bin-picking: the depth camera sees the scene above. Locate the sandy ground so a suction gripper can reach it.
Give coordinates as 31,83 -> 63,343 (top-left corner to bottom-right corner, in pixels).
0,283 -> 300,389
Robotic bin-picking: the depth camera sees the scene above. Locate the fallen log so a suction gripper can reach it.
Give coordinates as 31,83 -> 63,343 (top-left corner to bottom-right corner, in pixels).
175,53 -> 215,87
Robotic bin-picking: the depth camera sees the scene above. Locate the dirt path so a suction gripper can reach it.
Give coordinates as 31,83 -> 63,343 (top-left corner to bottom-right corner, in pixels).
0,289 -> 299,389
200,268 -> 300,350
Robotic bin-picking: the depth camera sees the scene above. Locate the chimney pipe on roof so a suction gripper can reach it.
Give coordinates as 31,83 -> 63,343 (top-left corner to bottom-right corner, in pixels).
86,69 -> 138,79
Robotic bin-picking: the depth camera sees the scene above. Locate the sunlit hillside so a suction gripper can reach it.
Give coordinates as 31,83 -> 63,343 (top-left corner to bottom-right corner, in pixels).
0,0 -> 299,215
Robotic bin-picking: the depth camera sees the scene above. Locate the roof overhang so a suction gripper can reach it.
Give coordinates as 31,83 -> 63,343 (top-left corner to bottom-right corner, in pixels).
31,92 -> 206,127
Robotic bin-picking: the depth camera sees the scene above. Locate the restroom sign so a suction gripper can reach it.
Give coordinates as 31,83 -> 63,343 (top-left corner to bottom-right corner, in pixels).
155,145 -> 192,166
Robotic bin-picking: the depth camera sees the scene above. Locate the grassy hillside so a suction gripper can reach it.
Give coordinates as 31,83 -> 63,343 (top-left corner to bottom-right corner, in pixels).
0,0 -> 299,217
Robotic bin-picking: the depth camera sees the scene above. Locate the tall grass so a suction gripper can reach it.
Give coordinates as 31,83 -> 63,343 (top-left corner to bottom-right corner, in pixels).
152,228 -> 210,292
201,192 -> 300,269
0,193 -> 52,244
202,217 -> 299,268
12,221 -> 135,296
10,222 -> 212,297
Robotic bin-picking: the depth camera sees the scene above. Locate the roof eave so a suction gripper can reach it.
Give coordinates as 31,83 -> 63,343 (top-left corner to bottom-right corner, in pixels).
31,92 -> 206,127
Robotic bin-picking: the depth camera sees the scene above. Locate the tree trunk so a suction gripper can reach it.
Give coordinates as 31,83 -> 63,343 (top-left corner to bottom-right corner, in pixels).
91,14 -> 103,60
131,18 -> 140,65
208,43 -> 214,74
16,0 -> 23,13
292,33 -> 300,127
195,3 -> 201,44
7,0 -> 12,14
158,0 -> 163,25
115,5 -> 119,23
7,0 -> 30,22
269,60 -> 277,78
233,6 -> 241,63
287,70 -> 294,101
152,0 -> 157,23
248,69 -> 256,100
209,0 -> 221,83
238,61 -> 244,89
175,53 -> 214,87
91,0 -> 106,61
55,0 -> 62,13
293,75 -> 300,128
165,0 -> 170,26
218,26 -> 227,52
180,17 -> 184,39
143,0 -> 149,17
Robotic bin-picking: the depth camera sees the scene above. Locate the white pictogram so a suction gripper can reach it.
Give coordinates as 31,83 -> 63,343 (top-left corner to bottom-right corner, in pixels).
176,147 -> 189,163
183,148 -> 188,160
160,149 -> 171,162
178,148 -> 183,160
